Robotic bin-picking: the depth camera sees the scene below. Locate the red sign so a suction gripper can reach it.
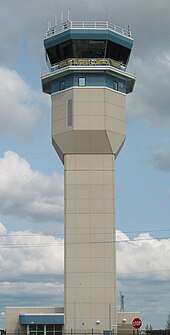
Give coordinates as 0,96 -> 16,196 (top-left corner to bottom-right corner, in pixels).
132,318 -> 142,329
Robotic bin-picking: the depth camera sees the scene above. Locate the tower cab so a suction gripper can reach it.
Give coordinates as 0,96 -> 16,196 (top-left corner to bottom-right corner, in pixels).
42,21 -> 135,96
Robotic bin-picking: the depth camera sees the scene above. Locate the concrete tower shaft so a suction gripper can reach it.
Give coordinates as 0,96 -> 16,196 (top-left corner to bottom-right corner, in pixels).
42,20 -> 136,334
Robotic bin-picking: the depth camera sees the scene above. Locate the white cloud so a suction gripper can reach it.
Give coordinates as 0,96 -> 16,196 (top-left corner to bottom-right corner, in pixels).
0,223 -> 7,234
0,67 -> 48,137
117,230 -> 170,280
0,223 -> 64,310
0,151 -> 64,221
0,223 -> 64,281
0,224 -> 169,283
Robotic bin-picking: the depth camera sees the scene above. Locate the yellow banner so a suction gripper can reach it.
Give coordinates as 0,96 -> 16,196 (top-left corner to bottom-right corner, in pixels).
58,58 -> 121,69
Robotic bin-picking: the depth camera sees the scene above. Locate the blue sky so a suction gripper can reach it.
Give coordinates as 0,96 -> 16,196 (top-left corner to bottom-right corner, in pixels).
0,0 -> 170,330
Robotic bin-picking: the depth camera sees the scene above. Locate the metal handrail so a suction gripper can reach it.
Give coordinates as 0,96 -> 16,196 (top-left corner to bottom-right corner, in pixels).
45,20 -> 131,39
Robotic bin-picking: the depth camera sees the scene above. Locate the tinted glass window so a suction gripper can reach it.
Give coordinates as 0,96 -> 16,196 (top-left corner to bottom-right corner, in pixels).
78,77 -> 86,86
59,81 -> 65,90
113,81 -> 118,90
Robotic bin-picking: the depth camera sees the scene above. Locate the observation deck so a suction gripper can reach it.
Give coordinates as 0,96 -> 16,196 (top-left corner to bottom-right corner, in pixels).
42,20 -> 135,95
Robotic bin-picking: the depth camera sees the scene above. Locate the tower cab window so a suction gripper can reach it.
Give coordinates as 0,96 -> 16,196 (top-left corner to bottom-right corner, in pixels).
59,80 -> 65,91
113,81 -> 118,91
78,77 -> 86,87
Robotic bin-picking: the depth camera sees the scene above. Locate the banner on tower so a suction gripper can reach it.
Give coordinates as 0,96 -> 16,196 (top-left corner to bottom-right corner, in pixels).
57,58 -> 123,70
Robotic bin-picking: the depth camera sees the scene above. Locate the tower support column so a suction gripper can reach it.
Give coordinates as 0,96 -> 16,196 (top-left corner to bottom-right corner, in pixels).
64,154 -> 117,333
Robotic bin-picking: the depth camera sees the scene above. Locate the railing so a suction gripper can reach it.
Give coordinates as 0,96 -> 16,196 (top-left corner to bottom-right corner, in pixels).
45,21 -> 131,39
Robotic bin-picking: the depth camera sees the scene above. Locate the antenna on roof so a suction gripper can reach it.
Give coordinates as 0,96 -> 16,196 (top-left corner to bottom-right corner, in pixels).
54,15 -> 57,26
127,17 -> 131,37
105,8 -> 108,21
127,24 -> 131,37
68,8 -> 71,21
47,20 -> 51,30
61,12 -> 64,24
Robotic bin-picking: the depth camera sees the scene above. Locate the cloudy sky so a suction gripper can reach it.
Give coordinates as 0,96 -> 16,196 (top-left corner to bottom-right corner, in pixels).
0,0 -> 170,330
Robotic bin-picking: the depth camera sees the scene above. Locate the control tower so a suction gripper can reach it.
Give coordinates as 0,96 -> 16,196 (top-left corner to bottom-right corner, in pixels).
42,20 -> 135,334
